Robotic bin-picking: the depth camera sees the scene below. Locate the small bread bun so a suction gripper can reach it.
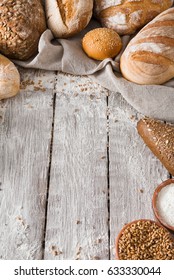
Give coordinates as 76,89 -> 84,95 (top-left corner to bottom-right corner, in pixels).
82,28 -> 122,60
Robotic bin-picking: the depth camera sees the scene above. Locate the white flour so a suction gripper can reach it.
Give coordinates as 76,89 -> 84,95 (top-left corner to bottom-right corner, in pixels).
156,183 -> 174,227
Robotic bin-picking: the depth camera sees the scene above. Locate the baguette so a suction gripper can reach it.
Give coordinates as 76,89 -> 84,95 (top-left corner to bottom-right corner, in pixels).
0,0 -> 46,60
120,7 -> 174,85
45,0 -> 93,38
137,118 -> 174,176
96,0 -> 173,35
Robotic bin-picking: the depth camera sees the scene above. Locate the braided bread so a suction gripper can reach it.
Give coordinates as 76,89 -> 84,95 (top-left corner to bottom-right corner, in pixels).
120,8 -> 174,85
95,0 -> 173,35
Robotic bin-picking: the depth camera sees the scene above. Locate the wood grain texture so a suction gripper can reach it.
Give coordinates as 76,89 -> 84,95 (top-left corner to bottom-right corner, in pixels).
0,68 -> 55,259
44,73 -> 109,260
108,91 -> 170,259
0,67 -> 172,260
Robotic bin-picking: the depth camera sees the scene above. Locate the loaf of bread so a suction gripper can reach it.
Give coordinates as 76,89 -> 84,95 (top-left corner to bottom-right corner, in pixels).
0,0 -> 46,61
94,0 -> 123,17
82,28 -> 122,60
0,55 -> 20,100
120,8 -> 174,85
96,0 -> 173,35
137,118 -> 174,176
45,0 -> 93,38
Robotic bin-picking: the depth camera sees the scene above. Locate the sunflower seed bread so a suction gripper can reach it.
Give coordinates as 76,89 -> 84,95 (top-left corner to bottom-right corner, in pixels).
0,0 -> 46,60
137,118 -> 174,176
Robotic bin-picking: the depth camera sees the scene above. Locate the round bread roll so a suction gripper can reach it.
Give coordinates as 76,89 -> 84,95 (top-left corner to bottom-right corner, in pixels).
0,0 -> 46,60
0,55 -> 20,100
45,0 -> 93,38
82,28 -> 122,60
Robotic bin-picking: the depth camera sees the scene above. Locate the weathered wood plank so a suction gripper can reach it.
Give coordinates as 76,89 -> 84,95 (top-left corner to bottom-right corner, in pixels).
44,73 -> 109,260
0,68 -> 55,259
1,66 -> 170,260
19,67 -> 56,92
108,92 -> 169,259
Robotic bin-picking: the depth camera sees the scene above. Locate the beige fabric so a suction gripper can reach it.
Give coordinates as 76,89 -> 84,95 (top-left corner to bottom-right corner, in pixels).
14,20 -> 174,122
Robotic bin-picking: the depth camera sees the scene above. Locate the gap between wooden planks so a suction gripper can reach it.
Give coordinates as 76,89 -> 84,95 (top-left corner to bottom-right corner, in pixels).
0,68 -> 170,260
0,68 -> 56,259
44,73 -> 109,260
43,72 -> 169,260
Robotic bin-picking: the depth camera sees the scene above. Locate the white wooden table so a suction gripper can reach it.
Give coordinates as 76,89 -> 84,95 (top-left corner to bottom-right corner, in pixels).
0,67 -> 170,260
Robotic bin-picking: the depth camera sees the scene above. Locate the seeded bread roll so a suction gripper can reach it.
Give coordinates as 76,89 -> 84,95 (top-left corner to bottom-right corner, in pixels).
0,54 -> 20,100
120,8 -> 174,85
82,28 -> 122,60
0,0 -> 46,60
96,0 -> 173,35
45,0 -> 93,38
137,118 -> 174,176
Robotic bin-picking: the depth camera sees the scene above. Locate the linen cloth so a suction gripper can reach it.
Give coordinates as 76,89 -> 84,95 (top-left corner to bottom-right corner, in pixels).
14,20 -> 174,122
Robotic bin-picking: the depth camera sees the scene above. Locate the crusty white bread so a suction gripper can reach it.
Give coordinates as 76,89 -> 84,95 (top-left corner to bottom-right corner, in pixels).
45,0 -> 93,38
0,55 -> 20,100
95,0 -> 173,35
120,8 -> 174,85
94,0 -> 123,17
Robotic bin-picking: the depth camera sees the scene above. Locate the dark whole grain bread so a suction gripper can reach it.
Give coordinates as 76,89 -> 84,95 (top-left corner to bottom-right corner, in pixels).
137,118 -> 174,176
0,0 -> 46,60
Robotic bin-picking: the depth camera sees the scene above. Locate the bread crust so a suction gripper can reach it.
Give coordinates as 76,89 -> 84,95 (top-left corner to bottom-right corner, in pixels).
0,0 -> 46,60
120,7 -> 174,85
0,54 -> 20,100
82,28 -> 122,60
45,0 -> 93,38
94,0 -> 123,17
137,118 -> 174,176
95,0 -> 173,35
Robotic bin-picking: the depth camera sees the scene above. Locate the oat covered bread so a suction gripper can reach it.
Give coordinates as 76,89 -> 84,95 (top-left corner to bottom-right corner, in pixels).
120,8 -> 174,85
137,118 -> 174,176
0,0 -> 46,60
45,0 -> 93,38
95,0 -> 173,35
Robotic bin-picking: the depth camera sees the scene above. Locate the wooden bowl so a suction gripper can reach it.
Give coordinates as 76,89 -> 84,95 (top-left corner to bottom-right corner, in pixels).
115,219 -> 170,260
152,178 -> 174,232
